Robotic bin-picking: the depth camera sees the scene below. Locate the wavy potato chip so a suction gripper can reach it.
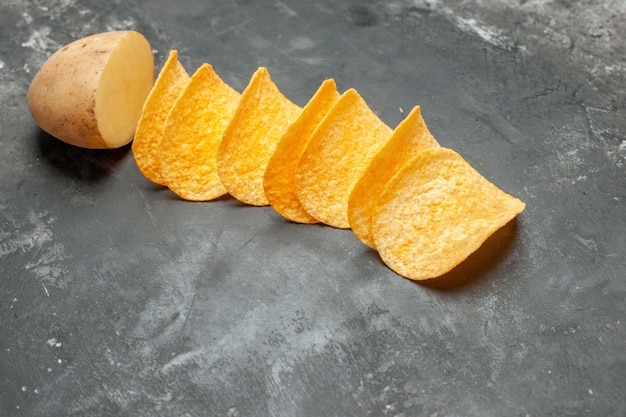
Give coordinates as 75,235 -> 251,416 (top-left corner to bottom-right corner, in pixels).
295,88 -> 393,228
372,147 -> 526,281
264,79 -> 340,223
159,63 -> 241,201
217,67 -> 301,206
348,106 -> 439,248
133,50 -> 189,185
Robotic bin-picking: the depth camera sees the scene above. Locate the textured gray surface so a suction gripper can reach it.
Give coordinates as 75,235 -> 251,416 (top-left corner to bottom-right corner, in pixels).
1,0 -> 625,416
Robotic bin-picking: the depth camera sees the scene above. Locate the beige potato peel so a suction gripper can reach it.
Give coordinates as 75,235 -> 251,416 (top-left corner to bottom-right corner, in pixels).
348,106 -> 439,248
217,67 -> 301,206
295,88 -> 393,228
159,63 -> 241,201
372,147 -> 526,281
264,79 -> 341,223
133,50 -> 190,185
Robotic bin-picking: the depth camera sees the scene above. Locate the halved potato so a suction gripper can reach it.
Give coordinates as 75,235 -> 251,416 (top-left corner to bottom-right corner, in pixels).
28,31 -> 155,149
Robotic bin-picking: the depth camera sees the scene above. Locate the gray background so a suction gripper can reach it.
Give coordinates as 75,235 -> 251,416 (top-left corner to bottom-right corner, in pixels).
1,0 -> 624,416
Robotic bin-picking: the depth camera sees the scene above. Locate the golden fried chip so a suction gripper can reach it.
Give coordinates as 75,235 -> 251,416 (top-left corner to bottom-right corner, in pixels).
372,147 -> 526,281
132,50 -> 190,185
263,79 -> 341,223
217,67 -> 301,206
348,106 -> 439,248
295,89 -> 393,228
159,63 -> 241,201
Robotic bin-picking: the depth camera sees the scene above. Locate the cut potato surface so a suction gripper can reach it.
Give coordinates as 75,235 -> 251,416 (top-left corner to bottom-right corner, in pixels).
133,50 -> 189,185
160,63 -> 241,201
295,89 -> 393,228
348,106 -> 439,248
372,147 -> 526,281
264,79 -> 340,223
28,30 -> 154,149
217,67 -> 301,206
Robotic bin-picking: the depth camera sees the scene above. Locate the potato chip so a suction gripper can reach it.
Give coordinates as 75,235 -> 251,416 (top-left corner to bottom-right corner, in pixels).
348,106 -> 439,248
263,79 -> 341,223
217,67 -> 301,206
372,147 -> 526,281
159,63 -> 241,201
295,88 -> 393,228
132,50 -> 190,185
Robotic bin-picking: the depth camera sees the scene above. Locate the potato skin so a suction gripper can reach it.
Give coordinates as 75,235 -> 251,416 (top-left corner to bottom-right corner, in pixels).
27,31 -> 150,149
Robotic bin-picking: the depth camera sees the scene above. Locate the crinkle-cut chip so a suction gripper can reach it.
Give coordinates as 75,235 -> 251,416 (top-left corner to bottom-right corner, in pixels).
264,79 -> 340,223
217,67 -> 301,206
159,63 -> 241,201
132,50 -> 189,185
348,106 -> 439,248
372,147 -> 526,281
295,88 -> 393,228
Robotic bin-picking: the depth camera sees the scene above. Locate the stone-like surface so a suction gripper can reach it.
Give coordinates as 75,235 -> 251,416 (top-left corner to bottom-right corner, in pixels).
1,0 -> 624,416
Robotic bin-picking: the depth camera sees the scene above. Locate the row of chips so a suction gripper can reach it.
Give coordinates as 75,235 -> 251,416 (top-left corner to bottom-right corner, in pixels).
132,51 -> 526,281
